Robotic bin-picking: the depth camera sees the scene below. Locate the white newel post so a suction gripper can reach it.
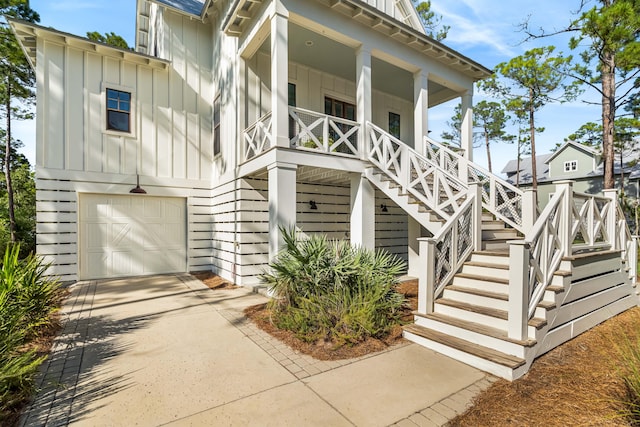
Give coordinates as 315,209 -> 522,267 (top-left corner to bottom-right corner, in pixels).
631,236 -> 639,285
271,9 -> 289,148
459,91 -> 473,183
508,240 -> 530,340
350,173 -> 375,250
522,188 -> 538,233
556,180 -> 574,257
407,219 -> 422,277
470,183 -> 482,251
418,237 -> 436,314
356,45 -> 372,159
604,189 -> 618,250
268,162 -> 297,260
414,71 -> 428,156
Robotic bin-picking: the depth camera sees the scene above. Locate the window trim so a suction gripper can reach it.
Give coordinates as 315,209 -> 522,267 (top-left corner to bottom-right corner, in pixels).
101,83 -> 136,138
213,93 -> 221,158
563,160 -> 578,172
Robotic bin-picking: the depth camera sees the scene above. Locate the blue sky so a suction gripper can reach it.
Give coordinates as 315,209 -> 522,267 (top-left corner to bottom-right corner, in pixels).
15,0 -> 604,174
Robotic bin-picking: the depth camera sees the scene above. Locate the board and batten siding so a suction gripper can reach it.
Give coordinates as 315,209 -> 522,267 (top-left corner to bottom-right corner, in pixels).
34,13 -> 215,281
211,177 -> 409,288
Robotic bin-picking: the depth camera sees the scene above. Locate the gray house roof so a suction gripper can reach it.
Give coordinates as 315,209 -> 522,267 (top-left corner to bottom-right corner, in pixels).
501,153 -> 553,185
154,0 -> 209,17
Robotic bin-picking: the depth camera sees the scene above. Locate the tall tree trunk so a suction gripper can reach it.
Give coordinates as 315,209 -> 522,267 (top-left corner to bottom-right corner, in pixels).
484,128 -> 492,173
529,89 -> 537,190
5,72 -> 16,243
602,49 -> 616,190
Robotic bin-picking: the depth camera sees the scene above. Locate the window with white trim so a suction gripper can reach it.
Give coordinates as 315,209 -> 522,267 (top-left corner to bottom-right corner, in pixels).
213,94 -> 221,156
564,160 -> 578,172
106,89 -> 131,133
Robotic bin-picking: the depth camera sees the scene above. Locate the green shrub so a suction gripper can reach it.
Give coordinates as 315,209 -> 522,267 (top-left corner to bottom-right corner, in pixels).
262,229 -> 406,346
0,245 -> 59,416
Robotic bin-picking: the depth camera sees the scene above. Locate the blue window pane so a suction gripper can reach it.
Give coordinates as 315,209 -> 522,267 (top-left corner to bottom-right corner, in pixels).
107,111 -> 130,132
107,89 -> 117,99
120,92 -> 131,102
107,99 -> 118,109
120,101 -> 130,112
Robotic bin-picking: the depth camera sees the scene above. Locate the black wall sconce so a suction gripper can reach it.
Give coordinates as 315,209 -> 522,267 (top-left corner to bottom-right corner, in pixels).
130,174 -> 147,194
380,204 -> 388,212
309,200 -> 318,210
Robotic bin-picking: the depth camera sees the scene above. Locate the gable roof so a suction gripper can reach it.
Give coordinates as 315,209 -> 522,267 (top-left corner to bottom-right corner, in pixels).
544,140 -> 599,164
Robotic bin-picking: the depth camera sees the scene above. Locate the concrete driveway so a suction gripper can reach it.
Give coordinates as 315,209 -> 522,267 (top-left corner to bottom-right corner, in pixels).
20,274 -> 494,426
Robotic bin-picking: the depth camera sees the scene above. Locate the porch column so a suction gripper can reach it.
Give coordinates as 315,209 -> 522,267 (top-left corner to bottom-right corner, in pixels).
238,56 -> 247,163
356,45 -> 372,158
268,162 -> 297,259
414,71 -> 429,155
271,9 -> 289,148
350,173 -> 375,249
407,219 -> 422,277
460,90 -> 473,182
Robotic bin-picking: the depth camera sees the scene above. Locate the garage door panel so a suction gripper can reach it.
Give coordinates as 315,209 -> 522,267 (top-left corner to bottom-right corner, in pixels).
80,195 -> 187,279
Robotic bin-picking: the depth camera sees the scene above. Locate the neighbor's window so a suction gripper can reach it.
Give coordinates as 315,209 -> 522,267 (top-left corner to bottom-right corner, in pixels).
214,94 -> 221,156
564,160 -> 577,172
106,89 -> 131,133
389,112 -> 400,139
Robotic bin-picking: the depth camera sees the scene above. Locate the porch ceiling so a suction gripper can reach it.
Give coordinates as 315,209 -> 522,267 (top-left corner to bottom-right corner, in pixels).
259,23 -> 453,104
253,165 -> 353,186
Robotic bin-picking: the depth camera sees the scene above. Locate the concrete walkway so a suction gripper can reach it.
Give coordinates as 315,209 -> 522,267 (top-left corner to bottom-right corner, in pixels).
20,274 -> 496,427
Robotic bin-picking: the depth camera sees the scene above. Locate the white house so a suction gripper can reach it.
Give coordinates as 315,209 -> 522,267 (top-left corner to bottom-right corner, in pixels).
10,0 -> 639,381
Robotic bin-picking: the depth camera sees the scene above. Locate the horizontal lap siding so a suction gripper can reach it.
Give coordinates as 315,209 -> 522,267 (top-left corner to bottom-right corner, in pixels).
36,175 -> 214,282
211,178 -> 409,287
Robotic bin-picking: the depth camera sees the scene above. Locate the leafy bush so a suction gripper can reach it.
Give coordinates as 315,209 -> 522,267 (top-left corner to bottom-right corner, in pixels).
262,229 -> 406,346
0,245 -> 59,417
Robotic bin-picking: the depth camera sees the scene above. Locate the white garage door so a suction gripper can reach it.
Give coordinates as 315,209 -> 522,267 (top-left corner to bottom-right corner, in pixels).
79,194 -> 187,280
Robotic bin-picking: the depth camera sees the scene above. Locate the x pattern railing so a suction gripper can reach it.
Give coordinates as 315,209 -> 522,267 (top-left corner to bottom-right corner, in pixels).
289,107 -> 359,157
571,192 -> 611,250
243,112 -> 272,162
368,123 -> 467,220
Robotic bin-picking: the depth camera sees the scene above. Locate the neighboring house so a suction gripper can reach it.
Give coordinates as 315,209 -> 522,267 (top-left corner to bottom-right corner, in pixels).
10,0 -> 638,381
502,140 -> 640,204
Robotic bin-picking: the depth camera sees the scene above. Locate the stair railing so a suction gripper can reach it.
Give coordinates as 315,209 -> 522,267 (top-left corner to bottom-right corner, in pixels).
617,203 -> 639,284
243,112 -> 273,162
507,180 -> 624,340
366,123 -> 468,221
423,136 -> 527,233
417,184 -> 483,314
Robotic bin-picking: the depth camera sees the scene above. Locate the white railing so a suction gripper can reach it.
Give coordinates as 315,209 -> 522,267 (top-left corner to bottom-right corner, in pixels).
571,191 -> 612,251
289,107 -> 359,157
418,186 -> 482,313
507,181 -> 622,340
423,136 -> 525,232
367,123 -> 467,220
243,112 -> 272,162
617,204 -> 638,283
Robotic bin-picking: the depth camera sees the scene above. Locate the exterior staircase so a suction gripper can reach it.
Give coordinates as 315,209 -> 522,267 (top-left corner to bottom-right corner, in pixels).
363,122 -> 639,381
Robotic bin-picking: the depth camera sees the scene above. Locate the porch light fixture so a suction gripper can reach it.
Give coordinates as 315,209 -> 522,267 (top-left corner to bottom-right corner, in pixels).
309,200 -> 318,210
130,174 -> 147,194
380,204 -> 388,212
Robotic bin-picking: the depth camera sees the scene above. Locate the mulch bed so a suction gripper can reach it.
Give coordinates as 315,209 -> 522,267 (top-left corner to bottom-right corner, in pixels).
191,271 -> 238,290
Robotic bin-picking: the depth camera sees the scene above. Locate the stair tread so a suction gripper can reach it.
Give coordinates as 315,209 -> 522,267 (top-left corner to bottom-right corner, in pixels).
563,249 -> 622,261
413,312 -> 537,347
436,298 -> 547,329
455,272 -> 509,285
464,261 -> 509,270
447,285 -> 508,301
404,324 -> 526,369
472,250 -> 509,256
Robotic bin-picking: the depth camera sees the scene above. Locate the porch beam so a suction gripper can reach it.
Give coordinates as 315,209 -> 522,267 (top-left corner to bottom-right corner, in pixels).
414,71 -> 428,155
459,90 -> 473,183
350,173 -> 375,249
356,45 -> 372,157
268,162 -> 297,259
271,10 -> 289,148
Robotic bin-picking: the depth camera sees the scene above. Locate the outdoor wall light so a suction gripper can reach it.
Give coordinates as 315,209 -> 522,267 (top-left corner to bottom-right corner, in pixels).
309,200 -> 318,210
130,175 -> 147,194
380,204 -> 388,212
